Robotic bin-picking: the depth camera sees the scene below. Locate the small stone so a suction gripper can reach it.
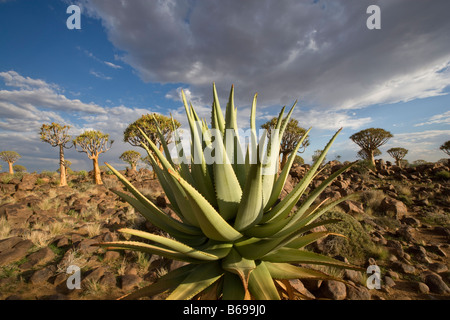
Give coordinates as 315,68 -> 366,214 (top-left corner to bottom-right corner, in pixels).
0,239 -> 33,266
393,262 -> 416,274
319,280 -> 347,300
385,270 -> 400,280
83,266 -> 106,284
429,263 -> 448,274
121,274 -> 142,292
19,247 -> 55,270
384,276 -> 396,288
346,285 -> 371,300
29,265 -> 56,285
301,279 -> 322,292
424,273 -> 450,294
288,279 -> 315,299
344,270 -> 363,284
416,282 -> 430,294
99,272 -> 117,288
103,251 -> 121,262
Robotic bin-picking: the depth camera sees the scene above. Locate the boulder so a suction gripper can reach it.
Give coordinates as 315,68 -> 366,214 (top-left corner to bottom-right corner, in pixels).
379,197 -> 407,219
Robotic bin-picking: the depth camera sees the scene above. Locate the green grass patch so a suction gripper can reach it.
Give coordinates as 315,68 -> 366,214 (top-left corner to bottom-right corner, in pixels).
316,210 -> 389,265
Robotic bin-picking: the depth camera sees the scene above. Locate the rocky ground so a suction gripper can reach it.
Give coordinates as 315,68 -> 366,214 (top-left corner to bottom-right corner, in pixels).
0,160 -> 449,300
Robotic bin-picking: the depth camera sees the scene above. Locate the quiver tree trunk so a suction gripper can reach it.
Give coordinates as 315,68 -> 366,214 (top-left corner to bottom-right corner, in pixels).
8,162 -> 13,174
280,152 -> 289,171
369,150 -> 375,168
59,145 -> 67,186
92,157 -> 103,185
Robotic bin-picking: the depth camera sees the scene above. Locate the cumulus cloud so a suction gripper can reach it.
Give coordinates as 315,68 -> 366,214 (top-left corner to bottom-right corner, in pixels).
0,70 -> 171,172
0,71 -> 105,121
78,0 -> 450,111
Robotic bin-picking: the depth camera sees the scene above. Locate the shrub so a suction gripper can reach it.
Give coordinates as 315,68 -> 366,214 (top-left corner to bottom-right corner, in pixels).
316,211 -> 388,264
435,170 -> 450,180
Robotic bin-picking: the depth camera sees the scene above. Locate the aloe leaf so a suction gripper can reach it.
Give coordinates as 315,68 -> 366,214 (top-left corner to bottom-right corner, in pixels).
151,115 -> 175,168
112,190 -> 205,248
222,272 -> 246,300
262,248 -> 363,271
97,241 -> 204,263
212,83 -> 225,135
167,262 -> 224,300
248,261 -> 280,300
223,84 -> 246,188
181,90 -> 217,207
118,228 -> 219,261
234,153 -> 263,231
168,169 -> 243,242
213,129 -> 243,221
262,128 -> 344,226
236,230 -> 331,261
119,264 -> 196,300
199,241 -> 233,259
274,175 -> 357,238
105,163 -> 201,236
221,248 -> 256,297
264,127 -> 311,211
265,262 -> 335,280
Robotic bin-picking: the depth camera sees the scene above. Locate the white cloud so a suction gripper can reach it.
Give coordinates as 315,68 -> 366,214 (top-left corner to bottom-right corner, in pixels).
0,70 -> 55,90
383,129 -> 450,162
104,61 -> 122,69
414,110 -> 450,127
89,70 -> 112,80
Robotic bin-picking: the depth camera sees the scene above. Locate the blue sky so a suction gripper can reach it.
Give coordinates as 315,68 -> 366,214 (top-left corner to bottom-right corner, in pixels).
0,0 -> 449,173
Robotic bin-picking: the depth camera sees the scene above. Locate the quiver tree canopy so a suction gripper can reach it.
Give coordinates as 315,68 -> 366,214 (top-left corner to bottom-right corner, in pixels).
350,128 -> 393,167
39,122 -> 72,186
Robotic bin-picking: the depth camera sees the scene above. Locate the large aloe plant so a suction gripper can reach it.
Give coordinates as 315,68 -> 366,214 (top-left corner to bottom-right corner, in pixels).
100,84 -> 361,300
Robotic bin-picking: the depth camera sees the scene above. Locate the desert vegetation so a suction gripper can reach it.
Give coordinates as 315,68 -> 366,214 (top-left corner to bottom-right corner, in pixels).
0,85 -> 449,301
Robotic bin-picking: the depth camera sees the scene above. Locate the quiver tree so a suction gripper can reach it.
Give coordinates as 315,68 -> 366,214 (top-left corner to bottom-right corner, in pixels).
13,165 -> 26,173
357,148 -> 382,162
40,123 -> 72,186
387,147 -> 408,167
0,151 -> 21,174
350,128 -> 393,167
124,113 -> 180,177
440,140 -> 450,156
261,117 -> 310,170
312,149 -> 326,165
73,130 -> 113,185
120,150 -> 141,171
